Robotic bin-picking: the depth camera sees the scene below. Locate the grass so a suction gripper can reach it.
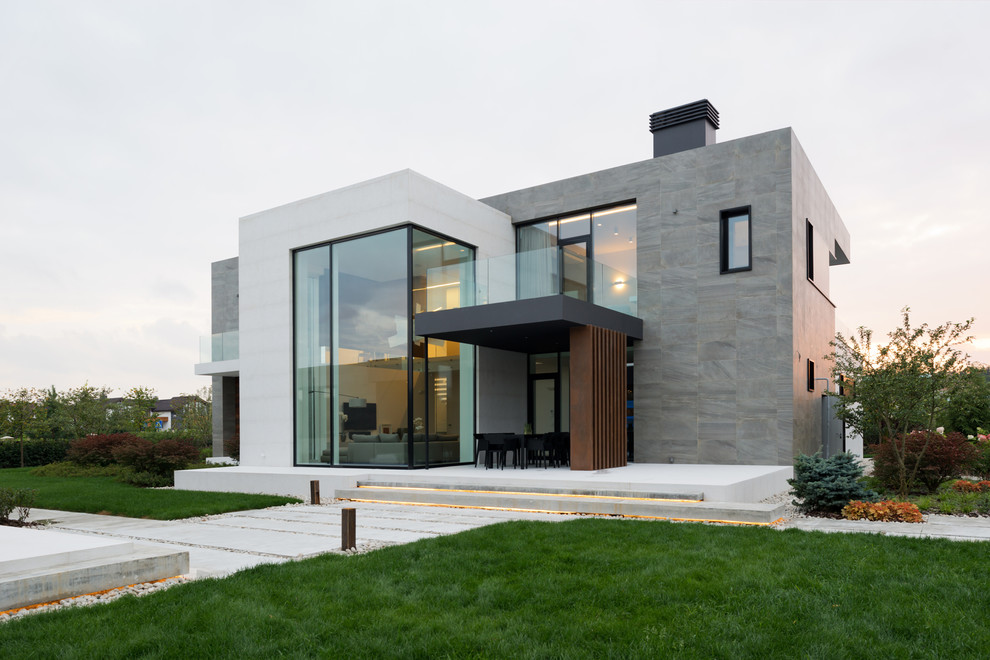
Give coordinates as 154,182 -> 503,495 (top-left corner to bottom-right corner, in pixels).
0,467 -> 300,519
3,518 -> 990,657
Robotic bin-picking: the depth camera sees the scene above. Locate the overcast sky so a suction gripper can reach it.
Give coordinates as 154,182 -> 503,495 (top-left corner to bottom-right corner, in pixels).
2,0 -> 988,398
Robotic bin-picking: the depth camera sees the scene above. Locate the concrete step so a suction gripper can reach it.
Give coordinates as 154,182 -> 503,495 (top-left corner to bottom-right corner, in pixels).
335,482 -> 784,525
0,527 -> 189,612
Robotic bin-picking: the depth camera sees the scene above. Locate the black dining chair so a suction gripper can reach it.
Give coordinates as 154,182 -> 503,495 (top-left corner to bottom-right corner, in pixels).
525,434 -> 549,469
503,434 -> 523,470
474,433 -> 488,468
484,434 -> 507,469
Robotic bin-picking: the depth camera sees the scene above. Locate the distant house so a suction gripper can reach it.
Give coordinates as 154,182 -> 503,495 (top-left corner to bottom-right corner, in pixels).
107,396 -> 206,431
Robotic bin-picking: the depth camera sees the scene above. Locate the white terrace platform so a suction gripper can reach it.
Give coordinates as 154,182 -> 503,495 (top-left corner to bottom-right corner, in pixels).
175,463 -> 792,504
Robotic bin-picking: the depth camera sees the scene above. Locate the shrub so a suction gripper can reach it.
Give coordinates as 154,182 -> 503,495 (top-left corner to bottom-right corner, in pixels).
788,452 -> 878,514
969,442 -> 990,481
31,462 -> 128,478
871,431 -> 979,494
117,470 -> 173,488
136,429 -> 207,449
842,500 -> 923,523
0,438 -> 72,468
951,479 -> 990,493
0,487 -> 37,525
952,479 -> 981,493
112,437 -> 200,484
67,433 -> 144,466
223,431 -> 240,461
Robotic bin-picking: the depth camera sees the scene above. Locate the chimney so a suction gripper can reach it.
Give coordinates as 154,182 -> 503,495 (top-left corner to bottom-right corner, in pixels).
649,99 -> 719,158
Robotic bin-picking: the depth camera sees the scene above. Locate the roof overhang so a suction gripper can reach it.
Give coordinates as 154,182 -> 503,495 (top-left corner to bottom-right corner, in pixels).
414,295 -> 643,353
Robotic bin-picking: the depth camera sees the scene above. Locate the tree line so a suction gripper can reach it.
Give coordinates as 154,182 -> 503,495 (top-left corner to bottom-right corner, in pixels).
0,385 -> 212,445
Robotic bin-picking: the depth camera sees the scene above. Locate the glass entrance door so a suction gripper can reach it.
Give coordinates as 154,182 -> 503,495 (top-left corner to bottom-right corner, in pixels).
531,377 -> 557,434
560,241 -> 589,301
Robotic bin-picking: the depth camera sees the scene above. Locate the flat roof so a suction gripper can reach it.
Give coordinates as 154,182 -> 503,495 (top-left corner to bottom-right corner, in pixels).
414,295 -> 643,353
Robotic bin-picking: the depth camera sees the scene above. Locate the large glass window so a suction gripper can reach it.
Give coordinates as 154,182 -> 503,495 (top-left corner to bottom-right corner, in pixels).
332,229 -> 409,466
294,246 -> 331,465
411,229 -> 474,466
293,226 -> 475,468
517,203 -> 637,307
720,206 -> 751,273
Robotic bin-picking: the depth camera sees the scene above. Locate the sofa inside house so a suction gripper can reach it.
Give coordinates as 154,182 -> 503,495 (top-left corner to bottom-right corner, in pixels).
321,431 -> 461,465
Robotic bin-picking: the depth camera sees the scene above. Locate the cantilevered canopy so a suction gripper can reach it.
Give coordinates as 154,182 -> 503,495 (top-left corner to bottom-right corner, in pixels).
414,295 -> 643,353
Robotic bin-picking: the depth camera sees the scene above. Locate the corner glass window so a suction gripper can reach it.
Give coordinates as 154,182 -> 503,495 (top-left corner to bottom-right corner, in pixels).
720,207 -> 751,273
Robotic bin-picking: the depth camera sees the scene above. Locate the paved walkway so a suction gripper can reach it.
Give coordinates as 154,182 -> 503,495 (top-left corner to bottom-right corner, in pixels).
778,513 -> 990,542
28,504 -> 990,580
27,503 -> 561,578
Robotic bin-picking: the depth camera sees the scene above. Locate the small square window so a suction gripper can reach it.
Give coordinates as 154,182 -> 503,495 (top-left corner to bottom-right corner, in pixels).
720,207 -> 751,273
807,359 -> 816,391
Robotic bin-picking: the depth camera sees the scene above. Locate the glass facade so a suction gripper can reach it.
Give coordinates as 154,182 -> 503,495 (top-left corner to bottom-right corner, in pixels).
293,227 -> 474,467
517,204 -> 637,310
294,245 -> 332,465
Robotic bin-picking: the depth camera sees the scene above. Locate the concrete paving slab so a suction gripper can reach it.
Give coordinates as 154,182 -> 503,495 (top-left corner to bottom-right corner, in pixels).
778,514 -> 990,542
0,527 -> 133,575
1,525 -> 190,611
175,463 -> 792,503
24,502 -> 563,580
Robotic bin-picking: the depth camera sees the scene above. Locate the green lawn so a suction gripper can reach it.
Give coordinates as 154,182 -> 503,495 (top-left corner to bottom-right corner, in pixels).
3,518 -> 989,658
0,468 -> 300,519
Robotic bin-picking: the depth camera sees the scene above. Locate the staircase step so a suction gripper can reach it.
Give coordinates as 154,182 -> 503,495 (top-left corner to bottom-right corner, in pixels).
335,483 -> 784,525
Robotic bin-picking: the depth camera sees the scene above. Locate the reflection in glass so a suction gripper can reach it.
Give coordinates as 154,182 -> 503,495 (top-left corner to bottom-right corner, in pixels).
561,242 -> 588,300
516,204 -> 637,308
294,246 -> 332,465
726,213 -> 750,271
332,229 -> 409,466
412,229 -> 474,466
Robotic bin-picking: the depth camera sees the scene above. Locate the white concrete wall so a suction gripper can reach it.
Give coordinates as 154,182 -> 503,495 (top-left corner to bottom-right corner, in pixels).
238,170 -> 514,467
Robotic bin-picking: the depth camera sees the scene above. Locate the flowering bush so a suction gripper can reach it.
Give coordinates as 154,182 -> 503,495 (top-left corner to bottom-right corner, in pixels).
968,429 -> 990,480
842,500 -> 923,523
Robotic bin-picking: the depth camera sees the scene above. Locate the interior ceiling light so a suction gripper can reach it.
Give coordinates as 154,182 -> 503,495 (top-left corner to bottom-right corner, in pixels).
593,204 -> 637,218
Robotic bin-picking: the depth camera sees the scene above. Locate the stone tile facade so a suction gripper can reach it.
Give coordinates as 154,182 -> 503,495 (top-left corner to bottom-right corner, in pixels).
482,128 -> 849,466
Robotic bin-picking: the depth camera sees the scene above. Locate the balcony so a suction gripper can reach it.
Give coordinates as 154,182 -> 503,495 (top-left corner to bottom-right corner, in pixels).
420,247 -> 637,316
415,248 -> 642,353
194,330 -> 240,377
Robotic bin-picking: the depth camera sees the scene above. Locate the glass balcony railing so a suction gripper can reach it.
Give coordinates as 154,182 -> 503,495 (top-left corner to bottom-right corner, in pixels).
423,247 -> 637,316
199,330 -> 239,363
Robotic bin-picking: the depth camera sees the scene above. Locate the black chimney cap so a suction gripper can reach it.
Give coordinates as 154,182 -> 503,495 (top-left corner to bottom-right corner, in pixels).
649,100 -> 719,157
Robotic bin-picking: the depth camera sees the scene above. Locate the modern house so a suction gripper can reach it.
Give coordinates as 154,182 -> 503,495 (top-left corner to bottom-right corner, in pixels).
195,100 -> 851,473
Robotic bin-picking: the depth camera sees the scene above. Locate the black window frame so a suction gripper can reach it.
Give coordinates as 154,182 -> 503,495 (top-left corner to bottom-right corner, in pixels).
806,219 -> 815,281
807,359 -> 816,392
719,206 -> 752,274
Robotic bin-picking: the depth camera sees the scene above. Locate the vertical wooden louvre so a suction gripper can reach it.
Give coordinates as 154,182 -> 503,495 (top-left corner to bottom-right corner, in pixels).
569,325 -> 627,470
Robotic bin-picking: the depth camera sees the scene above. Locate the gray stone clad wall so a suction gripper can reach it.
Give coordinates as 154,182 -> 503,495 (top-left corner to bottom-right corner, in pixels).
482,128 -> 849,466
211,257 -> 239,334
211,257 -> 239,458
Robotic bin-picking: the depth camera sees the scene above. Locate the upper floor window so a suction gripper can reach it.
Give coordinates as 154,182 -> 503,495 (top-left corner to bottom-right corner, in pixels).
516,203 -> 637,307
720,206 -> 751,273
806,220 -> 815,281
